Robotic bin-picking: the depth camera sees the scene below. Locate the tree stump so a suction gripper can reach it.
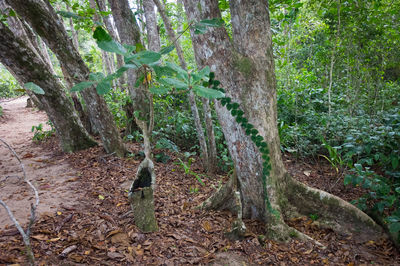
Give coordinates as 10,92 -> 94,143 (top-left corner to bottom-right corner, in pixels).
128,158 -> 158,232
26,98 -> 33,108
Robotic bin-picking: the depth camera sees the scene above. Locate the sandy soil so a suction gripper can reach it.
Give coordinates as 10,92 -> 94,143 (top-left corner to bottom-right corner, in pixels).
0,97 -> 81,230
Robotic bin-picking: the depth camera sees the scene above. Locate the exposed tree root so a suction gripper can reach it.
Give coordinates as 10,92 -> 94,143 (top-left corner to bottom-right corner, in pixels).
200,172 -> 388,247
286,177 -> 385,242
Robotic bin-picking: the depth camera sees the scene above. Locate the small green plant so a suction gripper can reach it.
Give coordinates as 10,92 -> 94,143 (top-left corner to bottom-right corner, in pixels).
177,157 -> 206,186
31,121 -> 55,142
155,152 -> 170,163
289,230 -> 299,238
320,137 -> 346,174
309,213 -> 319,221
189,186 -> 199,193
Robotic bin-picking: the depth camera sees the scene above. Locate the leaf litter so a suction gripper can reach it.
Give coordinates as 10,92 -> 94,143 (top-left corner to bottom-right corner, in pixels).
0,99 -> 399,265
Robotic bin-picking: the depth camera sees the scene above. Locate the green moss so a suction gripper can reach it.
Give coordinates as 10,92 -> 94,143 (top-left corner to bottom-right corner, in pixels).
289,230 -> 299,238
234,56 -> 255,79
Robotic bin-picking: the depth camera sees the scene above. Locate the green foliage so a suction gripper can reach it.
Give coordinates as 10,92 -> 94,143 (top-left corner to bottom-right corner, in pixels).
0,67 -> 23,98
271,0 -> 400,239
24,82 -> 45,95
177,158 -> 206,186
192,18 -> 225,34
309,213 -> 319,221
31,121 -> 55,143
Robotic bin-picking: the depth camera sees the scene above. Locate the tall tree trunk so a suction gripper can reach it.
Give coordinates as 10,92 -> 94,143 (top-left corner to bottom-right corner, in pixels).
110,0 -> 153,158
154,0 -> 217,171
0,22 -> 97,152
183,0 -> 383,242
143,0 -> 160,52
7,0 -> 128,157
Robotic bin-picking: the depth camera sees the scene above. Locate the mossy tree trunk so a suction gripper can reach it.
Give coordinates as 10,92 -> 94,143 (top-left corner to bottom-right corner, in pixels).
0,22 -> 97,152
7,0 -> 128,157
183,0 -> 384,242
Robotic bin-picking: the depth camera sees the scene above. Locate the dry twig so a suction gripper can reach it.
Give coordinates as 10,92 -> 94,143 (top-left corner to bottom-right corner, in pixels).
0,138 -> 39,265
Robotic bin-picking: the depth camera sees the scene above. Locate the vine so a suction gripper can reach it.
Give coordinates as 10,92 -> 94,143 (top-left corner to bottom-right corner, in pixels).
206,72 -> 274,214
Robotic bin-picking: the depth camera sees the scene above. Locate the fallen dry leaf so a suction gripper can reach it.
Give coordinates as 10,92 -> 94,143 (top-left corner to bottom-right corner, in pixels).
31,234 -> 48,241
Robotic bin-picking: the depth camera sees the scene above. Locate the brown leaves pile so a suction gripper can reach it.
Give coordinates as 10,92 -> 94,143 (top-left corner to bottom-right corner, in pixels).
0,142 -> 399,265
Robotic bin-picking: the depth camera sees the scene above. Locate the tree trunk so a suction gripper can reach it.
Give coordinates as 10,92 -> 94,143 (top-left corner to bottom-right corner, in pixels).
154,0 -> 216,171
143,0 -> 160,52
0,22 -> 97,152
183,0 -> 384,242
7,0 -> 128,157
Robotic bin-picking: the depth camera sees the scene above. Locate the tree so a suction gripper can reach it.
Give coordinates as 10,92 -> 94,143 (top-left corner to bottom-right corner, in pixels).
183,0 -> 383,241
7,0 -> 128,157
0,21 -> 97,152
143,0 -> 160,52
110,0 -> 154,160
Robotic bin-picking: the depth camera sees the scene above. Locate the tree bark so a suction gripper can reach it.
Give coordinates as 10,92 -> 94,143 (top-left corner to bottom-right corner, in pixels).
7,0 -> 128,157
183,0 -> 384,242
0,21 -> 97,152
143,0 -> 160,52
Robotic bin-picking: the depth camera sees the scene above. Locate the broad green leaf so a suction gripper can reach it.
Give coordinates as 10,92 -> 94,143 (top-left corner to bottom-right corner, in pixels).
96,81 -> 111,95
160,45 -> 175,55
123,44 -> 136,54
24,82 -> 45,95
93,27 -> 126,55
165,62 -> 188,81
392,156 -> 399,169
132,50 -> 161,64
194,24 -> 207,34
161,77 -> 188,89
387,216 -> 400,223
89,72 -> 105,81
193,85 -> 225,99
93,26 -> 112,42
389,222 -> 400,234
198,18 -> 225,27
153,65 -> 175,77
150,85 -> 171,95
192,66 -> 210,84
70,81 -> 95,92
354,163 -> 363,172
97,40 -> 127,55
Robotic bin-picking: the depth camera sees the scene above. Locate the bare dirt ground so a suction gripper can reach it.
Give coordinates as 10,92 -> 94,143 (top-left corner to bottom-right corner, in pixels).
0,97 -> 82,230
0,97 -> 399,265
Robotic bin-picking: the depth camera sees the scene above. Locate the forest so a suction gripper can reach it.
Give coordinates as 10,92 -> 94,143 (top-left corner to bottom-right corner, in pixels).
0,0 -> 399,264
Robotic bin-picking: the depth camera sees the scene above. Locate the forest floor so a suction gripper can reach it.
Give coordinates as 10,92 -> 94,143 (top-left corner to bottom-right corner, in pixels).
0,97 -> 399,265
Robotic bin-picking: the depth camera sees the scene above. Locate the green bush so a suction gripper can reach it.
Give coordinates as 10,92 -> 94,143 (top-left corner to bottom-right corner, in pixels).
0,67 -> 23,99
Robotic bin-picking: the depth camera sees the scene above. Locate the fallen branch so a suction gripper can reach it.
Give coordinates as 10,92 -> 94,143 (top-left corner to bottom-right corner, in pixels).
0,138 -> 39,265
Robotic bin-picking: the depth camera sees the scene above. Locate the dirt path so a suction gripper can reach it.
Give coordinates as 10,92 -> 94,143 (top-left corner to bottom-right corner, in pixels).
0,97 -> 81,230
